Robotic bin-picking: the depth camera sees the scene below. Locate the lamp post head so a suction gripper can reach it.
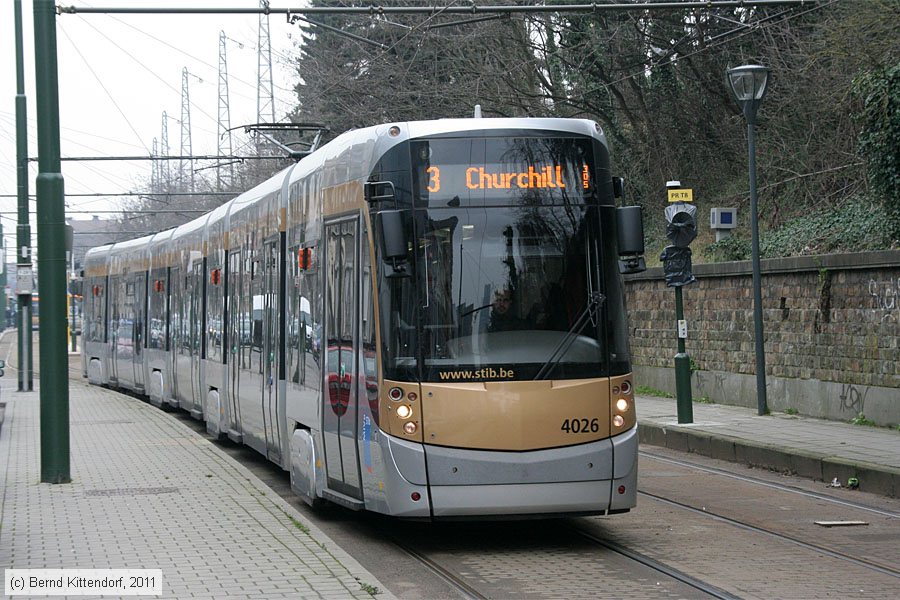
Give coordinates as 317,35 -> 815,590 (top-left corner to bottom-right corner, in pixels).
727,64 -> 770,125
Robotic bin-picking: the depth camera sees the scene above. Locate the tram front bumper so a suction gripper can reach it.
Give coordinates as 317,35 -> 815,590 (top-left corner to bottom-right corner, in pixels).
429,479 -> 614,517
423,426 -> 638,517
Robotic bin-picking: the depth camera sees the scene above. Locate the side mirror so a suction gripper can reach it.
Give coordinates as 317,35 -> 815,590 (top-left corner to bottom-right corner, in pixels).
70,279 -> 83,296
616,206 -> 646,274
365,180 -> 396,203
377,210 -> 410,278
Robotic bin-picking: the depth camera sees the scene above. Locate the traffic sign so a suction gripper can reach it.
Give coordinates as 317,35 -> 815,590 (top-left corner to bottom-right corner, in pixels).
667,188 -> 693,202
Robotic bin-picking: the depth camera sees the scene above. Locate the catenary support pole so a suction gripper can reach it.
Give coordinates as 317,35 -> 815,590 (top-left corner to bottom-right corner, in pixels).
34,0 -> 71,483
15,0 -> 34,392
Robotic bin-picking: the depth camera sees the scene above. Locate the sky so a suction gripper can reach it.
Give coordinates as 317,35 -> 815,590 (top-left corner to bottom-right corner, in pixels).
0,0 -> 306,253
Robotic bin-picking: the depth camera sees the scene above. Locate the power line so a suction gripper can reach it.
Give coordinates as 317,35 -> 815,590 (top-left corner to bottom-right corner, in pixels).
0,210 -> 210,215
58,25 -> 150,153
25,155 -> 289,162
0,192 -> 235,198
60,2 -> 821,16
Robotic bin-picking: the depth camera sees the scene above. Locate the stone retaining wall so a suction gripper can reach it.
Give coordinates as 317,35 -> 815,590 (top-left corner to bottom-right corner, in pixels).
624,250 -> 900,426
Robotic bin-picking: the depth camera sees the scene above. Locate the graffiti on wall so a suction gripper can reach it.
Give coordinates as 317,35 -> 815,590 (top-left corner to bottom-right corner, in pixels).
869,276 -> 900,322
838,383 -> 868,415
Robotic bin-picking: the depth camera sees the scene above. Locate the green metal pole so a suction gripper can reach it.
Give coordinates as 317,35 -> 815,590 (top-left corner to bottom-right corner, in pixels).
674,285 -> 693,423
15,0 -> 34,392
747,121 -> 768,416
34,0 -> 70,483
0,224 -> 6,329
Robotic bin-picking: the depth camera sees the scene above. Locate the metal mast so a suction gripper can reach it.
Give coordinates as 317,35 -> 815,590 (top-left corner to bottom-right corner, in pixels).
256,0 -> 275,155
218,31 -> 234,190
180,67 -> 193,191
151,137 -> 159,193
161,111 -> 171,190
15,0 -> 34,392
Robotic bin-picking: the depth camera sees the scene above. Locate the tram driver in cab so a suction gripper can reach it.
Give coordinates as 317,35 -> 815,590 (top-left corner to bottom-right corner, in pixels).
487,287 -> 528,332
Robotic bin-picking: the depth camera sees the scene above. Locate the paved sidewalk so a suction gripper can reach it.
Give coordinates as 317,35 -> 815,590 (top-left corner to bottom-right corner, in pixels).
637,394 -> 900,497
0,381 -> 396,600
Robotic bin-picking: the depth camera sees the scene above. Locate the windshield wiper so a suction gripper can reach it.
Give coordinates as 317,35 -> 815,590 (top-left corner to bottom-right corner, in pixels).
533,291 -> 605,381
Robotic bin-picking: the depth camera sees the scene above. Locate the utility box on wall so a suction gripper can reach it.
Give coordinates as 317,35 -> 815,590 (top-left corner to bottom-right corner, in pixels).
710,207 -> 737,241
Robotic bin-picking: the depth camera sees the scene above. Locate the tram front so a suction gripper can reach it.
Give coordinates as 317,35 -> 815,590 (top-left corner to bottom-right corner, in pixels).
368,119 -> 640,518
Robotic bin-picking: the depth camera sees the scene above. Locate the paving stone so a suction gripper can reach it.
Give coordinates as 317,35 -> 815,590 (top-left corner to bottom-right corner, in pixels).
0,380 -> 396,599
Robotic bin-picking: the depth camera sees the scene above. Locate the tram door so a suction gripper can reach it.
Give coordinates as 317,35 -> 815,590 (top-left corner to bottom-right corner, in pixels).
322,219 -> 362,499
170,268 -> 183,402
190,261 -> 203,410
174,265 -> 202,410
262,239 -> 282,464
132,273 -> 146,389
227,250 -> 243,441
114,278 -> 134,386
108,277 -> 119,382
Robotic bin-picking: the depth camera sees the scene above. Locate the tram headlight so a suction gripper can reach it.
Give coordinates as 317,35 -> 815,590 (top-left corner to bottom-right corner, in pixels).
612,415 -> 625,428
396,405 -> 412,419
616,398 -> 629,412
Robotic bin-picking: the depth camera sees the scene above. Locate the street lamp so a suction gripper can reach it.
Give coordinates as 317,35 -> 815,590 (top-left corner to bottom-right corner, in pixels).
727,64 -> 770,416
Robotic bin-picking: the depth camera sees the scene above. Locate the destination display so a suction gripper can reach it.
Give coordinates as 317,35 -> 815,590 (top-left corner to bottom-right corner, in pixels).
425,164 -> 590,192
413,137 -> 595,205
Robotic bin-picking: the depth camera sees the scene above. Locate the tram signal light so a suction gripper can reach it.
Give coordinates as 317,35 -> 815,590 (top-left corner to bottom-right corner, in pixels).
154,280 -> 165,293
664,202 -> 698,248
210,268 -> 222,286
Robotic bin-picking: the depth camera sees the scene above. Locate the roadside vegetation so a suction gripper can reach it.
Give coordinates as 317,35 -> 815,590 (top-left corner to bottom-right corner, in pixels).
127,1 -> 899,260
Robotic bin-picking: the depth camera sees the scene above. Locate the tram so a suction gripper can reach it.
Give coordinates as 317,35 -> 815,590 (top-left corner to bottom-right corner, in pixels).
81,117 -> 646,518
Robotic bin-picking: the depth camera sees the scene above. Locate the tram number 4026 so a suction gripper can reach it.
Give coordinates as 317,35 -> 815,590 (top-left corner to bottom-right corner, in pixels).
561,417 -> 600,433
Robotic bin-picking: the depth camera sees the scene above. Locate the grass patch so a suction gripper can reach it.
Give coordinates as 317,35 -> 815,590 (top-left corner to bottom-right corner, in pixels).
695,396 -> 715,404
850,413 -> 877,427
634,385 -> 673,398
288,516 -> 310,535
783,407 -> 799,415
357,579 -> 381,596
761,196 -> 895,257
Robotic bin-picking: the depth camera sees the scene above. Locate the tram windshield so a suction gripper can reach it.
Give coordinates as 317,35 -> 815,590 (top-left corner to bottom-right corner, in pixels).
379,136 -> 628,382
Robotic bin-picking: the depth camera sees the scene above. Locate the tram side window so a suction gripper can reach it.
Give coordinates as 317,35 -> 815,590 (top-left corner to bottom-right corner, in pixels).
288,242 -> 320,392
149,267 -> 169,350
108,276 -> 120,345
88,278 -> 106,343
206,258 -> 224,362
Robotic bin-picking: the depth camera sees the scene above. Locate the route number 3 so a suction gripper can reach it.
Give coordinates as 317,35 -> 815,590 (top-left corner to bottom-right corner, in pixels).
426,166 -> 441,193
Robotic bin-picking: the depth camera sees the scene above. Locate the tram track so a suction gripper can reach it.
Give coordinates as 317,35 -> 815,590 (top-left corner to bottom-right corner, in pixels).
640,449 -> 900,519
386,535 -> 490,600
638,450 -> 900,579
565,524 -> 738,600
373,517 -> 731,600
639,489 -> 900,579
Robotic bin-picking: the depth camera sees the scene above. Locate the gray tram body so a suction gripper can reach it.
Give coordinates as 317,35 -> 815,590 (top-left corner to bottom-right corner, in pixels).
82,118 -> 641,519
